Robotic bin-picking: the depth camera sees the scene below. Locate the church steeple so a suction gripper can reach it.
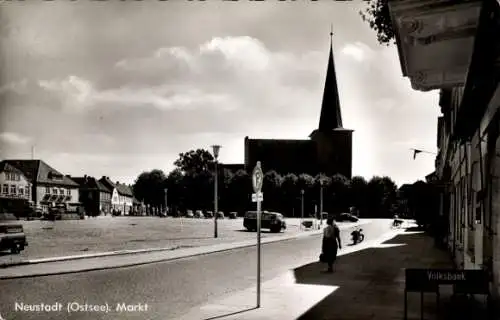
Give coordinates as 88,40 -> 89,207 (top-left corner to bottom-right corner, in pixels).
318,27 -> 343,131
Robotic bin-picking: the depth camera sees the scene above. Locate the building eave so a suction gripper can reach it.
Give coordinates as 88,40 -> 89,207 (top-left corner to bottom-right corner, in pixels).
389,0 -> 483,92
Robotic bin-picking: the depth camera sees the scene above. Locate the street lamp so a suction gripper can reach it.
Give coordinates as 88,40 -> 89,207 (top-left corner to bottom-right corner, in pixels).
320,178 -> 324,226
300,189 -> 305,229
211,145 -> 221,238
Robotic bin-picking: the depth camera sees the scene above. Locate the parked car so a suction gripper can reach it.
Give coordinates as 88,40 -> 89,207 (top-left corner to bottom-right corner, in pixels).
195,210 -> 205,219
243,211 -> 286,233
185,210 -> 194,218
228,211 -> 238,219
336,212 -> 359,223
205,211 -> 214,218
0,223 -> 27,254
216,211 -> 225,219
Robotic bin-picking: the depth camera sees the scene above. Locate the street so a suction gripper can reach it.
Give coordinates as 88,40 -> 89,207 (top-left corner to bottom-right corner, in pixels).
0,220 -> 390,320
0,217 -> 319,264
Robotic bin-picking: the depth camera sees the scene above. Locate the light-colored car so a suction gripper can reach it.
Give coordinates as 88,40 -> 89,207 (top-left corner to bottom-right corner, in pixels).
228,211 -> 238,219
205,211 -> 214,218
216,211 -> 225,219
185,210 -> 194,218
194,210 -> 204,219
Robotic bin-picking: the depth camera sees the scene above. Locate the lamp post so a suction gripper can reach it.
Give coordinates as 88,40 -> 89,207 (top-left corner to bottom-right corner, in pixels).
300,189 -> 305,229
211,145 -> 221,238
320,178 -> 324,226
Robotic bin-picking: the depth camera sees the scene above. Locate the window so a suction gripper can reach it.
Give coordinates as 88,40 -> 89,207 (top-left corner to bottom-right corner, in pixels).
25,186 -> 30,197
10,185 -> 16,194
52,188 -> 57,194
60,189 -> 65,195
67,189 -> 71,195
19,187 -> 24,195
46,187 -> 50,194
2,184 -> 7,194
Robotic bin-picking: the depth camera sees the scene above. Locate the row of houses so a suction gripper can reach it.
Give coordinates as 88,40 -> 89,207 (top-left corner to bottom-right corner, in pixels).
388,0 -> 500,302
0,159 -> 141,217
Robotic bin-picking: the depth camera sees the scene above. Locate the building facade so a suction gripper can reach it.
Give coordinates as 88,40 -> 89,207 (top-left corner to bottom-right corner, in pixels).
389,0 -> 500,300
0,161 -> 32,215
243,34 -> 354,179
3,160 -> 81,215
99,176 -> 133,215
72,175 -> 112,216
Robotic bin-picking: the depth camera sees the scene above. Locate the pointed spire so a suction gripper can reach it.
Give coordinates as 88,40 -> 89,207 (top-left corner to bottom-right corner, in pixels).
318,26 -> 343,131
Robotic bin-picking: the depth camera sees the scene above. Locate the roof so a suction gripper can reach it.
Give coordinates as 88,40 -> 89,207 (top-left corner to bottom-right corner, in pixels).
116,183 -> 133,197
0,161 -> 27,177
98,176 -> 133,197
71,176 -> 111,193
3,160 -> 79,187
318,33 -> 343,131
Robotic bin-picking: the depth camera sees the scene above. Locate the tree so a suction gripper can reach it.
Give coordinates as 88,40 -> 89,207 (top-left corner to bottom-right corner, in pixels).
164,168 -> 185,214
366,176 -> 398,217
132,169 -> 167,215
227,169 -> 252,214
263,170 -> 283,212
281,173 -> 299,216
327,174 -> 350,214
349,176 -> 369,216
359,0 -> 395,46
174,149 -> 214,176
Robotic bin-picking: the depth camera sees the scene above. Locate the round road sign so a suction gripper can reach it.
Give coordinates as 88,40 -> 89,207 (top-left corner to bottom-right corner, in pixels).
252,161 -> 263,193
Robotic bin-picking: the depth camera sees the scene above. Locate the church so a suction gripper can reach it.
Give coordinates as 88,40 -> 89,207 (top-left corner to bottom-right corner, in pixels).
241,33 -> 354,179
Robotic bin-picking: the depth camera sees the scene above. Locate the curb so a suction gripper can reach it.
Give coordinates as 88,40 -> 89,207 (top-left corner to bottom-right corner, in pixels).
0,222 -> 369,279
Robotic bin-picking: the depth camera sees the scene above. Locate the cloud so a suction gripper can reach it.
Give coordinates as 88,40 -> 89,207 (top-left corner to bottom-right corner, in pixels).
0,132 -> 31,145
38,36 -> 328,128
0,79 -> 28,95
340,42 -> 375,62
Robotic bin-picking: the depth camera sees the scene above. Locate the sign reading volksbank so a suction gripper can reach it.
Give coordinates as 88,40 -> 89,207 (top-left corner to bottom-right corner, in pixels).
405,268 -> 490,294
427,270 -> 466,282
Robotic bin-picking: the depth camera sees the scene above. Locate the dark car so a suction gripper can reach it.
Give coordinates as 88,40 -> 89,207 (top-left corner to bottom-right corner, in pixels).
336,212 -> 359,223
243,211 -> 286,233
0,223 -> 27,254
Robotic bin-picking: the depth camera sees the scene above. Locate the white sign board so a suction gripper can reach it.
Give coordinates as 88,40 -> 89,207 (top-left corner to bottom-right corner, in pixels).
251,192 -> 264,202
252,161 -> 264,193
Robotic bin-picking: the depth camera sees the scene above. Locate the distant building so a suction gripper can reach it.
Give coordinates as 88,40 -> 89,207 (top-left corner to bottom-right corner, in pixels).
243,34 -> 354,178
0,161 -> 32,215
71,175 -> 112,216
98,176 -> 133,215
3,160 -> 80,215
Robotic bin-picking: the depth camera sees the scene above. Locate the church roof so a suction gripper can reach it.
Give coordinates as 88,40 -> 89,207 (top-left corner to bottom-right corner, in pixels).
318,30 -> 343,131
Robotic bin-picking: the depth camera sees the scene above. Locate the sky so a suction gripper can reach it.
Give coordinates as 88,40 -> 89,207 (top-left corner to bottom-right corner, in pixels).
0,0 -> 440,186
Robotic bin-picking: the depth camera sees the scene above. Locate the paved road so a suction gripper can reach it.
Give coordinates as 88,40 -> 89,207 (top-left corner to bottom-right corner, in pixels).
0,217 -> 316,264
0,220 -> 391,320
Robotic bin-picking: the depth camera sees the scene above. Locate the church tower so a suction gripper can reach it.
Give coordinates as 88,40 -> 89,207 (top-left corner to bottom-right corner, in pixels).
309,28 -> 354,179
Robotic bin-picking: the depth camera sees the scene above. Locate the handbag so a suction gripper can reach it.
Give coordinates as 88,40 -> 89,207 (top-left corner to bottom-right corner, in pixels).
319,253 -> 326,263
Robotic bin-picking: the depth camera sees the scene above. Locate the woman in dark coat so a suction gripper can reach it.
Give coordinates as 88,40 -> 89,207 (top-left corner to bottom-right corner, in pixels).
322,218 -> 342,272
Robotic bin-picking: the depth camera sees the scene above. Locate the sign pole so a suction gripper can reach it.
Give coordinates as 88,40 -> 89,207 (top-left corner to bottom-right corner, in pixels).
257,195 -> 261,308
252,161 -> 264,309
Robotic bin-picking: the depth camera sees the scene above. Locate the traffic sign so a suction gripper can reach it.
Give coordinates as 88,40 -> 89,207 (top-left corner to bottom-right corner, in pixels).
252,161 -> 263,193
251,192 -> 264,202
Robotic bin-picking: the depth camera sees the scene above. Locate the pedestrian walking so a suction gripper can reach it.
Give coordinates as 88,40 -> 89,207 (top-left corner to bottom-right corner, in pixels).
321,218 -> 342,273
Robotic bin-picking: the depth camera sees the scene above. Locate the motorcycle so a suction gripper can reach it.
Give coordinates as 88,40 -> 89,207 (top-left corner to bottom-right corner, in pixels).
351,228 -> 364,245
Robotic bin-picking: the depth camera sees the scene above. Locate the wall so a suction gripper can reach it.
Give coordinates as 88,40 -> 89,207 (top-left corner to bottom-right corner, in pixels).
310,130 -> 353,179
0,171 -> 31,201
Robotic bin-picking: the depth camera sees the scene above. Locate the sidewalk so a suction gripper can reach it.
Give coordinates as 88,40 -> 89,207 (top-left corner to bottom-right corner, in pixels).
176,228 -> 461,320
